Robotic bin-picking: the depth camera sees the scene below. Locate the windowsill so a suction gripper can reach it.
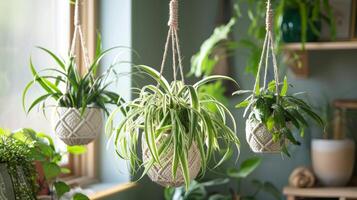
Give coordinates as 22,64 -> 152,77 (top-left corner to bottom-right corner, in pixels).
85,182 -> 137,200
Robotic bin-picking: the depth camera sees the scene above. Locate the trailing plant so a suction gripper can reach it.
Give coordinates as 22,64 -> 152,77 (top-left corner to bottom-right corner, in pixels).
235,77 -> 324,155
0,129 -> 37,200
22,35 -> 125,116
236,0 -> 336,75
164,157 -> 281,200
106,65 -> 240,188
0,128 -> 89,200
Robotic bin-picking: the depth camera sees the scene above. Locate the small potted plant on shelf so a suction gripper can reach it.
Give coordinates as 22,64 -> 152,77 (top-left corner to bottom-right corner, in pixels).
106,65 -> 240,189
311,100 -> 356,186
22,40 -> 125,146
235,77 -> 324,155
0,128 -> 90,200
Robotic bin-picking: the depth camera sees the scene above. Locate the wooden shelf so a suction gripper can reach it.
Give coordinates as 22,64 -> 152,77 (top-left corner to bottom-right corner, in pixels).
284,41 -> 357,51
283,186 -> 357,200
283,41 -> 357,77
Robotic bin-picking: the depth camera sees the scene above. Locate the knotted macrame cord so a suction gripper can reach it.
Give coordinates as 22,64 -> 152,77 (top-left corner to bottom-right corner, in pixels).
70,0 -> 91,71
253,0 -> 280,101
158,0 -> 185,85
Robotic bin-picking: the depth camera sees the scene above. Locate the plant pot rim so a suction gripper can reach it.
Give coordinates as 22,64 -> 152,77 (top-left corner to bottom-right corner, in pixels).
312,138 -> 354,143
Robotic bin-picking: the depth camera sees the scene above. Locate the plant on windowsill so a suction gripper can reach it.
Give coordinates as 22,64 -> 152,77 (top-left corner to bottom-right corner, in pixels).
106,66 -> 240,189
0,128 -> 89,200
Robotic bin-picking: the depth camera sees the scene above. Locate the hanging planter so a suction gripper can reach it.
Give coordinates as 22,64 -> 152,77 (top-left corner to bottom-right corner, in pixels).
234,0 -> 324,155
52,107 -> 103,146
23,0 -> 125,146
106,0 -> 240,188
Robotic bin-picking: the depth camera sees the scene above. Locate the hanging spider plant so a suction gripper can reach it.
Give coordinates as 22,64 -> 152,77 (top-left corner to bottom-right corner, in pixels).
235,77 -> 324,155
106,65 -> 240,189
22,37 -> 126,146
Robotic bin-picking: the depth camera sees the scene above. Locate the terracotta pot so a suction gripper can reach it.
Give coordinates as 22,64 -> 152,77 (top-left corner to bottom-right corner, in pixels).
245,117 -> 282,153
142,133 -> 201,187
52,107 -> 103,146
311,139 -> 355,186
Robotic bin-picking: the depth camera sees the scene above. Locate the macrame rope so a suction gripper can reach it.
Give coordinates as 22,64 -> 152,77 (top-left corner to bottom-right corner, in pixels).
157,0 -> 185,86
253,0 -> 280,99
70,0 -> 91,70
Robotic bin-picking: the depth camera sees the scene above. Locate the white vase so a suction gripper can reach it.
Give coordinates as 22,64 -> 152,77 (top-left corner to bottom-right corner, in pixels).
311,139 -> 355,186
142,133 -> 201,187
52,107 -> 103,146
246,117 -> 282,153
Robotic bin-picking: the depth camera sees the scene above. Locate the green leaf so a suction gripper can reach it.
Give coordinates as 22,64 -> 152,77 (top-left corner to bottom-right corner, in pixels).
227,157 -> 262,178
67,145 -> 87,155
37,47 -> 66,70
235,100 -> 249,108
43,161 -> 61,180
73,193 -> 89,200
193,75 -> 238,89
280,76 -> 288,96
54,181 -> 70,198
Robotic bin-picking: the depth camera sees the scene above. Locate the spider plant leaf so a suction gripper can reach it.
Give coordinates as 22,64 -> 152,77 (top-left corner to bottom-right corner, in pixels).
37,47 -> 66,70
27,94 -> 53,114
136,65 -> 171,93
235,100 -> 249,108
30,59 -> 57,95
193,75 -> 238,89
22,81 -> 34,112
214,147 -> 233,169
280,76 -> 288,96
232,90 -> 252,96
178,150 -> 190,190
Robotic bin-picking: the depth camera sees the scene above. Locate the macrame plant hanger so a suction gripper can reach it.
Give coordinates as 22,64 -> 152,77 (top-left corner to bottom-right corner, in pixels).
70,0 -> 91,74
253,0 -> 280,100
53,0 -> 103,146
245,0 -> 283,153
158,0 -> 185,85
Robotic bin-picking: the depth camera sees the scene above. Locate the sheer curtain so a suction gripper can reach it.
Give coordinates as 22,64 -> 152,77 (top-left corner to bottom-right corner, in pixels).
0,0 -> 69,151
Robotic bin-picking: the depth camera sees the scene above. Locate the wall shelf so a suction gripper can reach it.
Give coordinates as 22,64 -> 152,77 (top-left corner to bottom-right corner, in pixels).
283,186 -> 357,200
283,41 -> 357,77
284,41 -> 357,51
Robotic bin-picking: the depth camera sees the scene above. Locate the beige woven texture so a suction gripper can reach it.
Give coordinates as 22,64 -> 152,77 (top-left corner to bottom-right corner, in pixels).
142,135 -> 201,187
246,117 -> 281,153
52,107 -> 102,146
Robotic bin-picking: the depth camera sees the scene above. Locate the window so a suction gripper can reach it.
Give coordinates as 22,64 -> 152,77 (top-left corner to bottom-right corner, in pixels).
0,0 -> 98,184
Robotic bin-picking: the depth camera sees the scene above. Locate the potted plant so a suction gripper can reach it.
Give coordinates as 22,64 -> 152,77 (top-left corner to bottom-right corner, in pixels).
164,157 -> 281,200
311,101 -> 356,186
106,65 -> 240,189
235,77 -> 324,155
22,40 -> 124,146
0,128 -> 37,200
0,128 -> 90,200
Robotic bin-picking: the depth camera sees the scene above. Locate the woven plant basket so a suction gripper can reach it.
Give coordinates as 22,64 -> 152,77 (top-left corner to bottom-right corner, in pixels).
245,117 -> 282,153
142,134 -> 202,187
52,107 -> 103,146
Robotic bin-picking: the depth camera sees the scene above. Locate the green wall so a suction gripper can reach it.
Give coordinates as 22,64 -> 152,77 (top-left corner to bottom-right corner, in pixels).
100,0 -> 357,199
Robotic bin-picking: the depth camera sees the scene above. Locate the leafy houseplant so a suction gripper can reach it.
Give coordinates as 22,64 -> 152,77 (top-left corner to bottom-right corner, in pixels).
164,157 -> 281,200
22,40 -> 124,146
0,129 -> 37,200
106,65 -> 240,189
0,128 -> 89,200
235,77 -> 324,155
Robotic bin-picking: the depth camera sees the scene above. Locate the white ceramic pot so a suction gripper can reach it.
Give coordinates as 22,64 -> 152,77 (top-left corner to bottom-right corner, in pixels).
246,117 -> 282,153
52,107 -> 103,146
311,139 -> 355,186
142,134 -> 201,187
